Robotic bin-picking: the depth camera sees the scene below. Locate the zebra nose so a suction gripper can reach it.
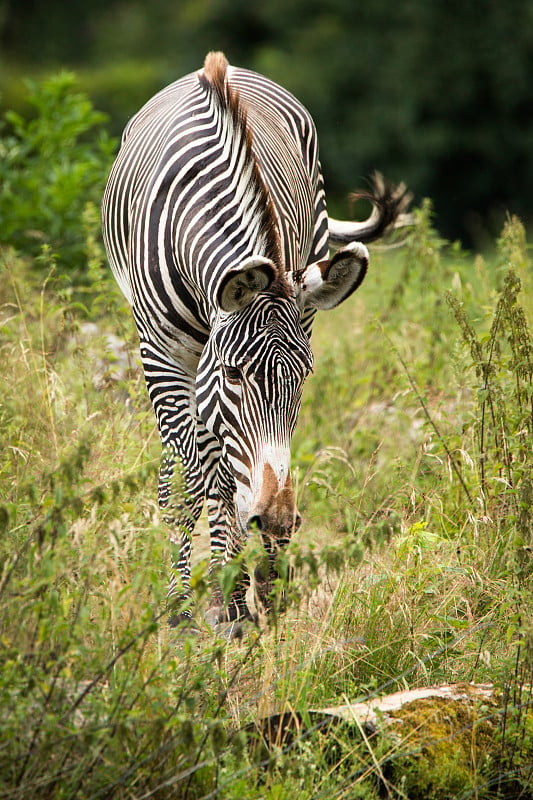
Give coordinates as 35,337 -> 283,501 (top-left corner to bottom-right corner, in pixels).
246,511 -> 302,534
247,514 -> 264,532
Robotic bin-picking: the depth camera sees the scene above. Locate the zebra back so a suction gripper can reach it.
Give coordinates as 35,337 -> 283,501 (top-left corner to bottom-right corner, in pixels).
102,54 -> 328,340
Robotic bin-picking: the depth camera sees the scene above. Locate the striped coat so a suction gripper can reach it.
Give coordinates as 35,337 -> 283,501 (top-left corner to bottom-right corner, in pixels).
102,52 -> 408,629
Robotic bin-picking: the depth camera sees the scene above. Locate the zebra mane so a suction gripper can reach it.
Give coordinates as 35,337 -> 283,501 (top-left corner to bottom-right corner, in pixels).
200,52 -> 290,299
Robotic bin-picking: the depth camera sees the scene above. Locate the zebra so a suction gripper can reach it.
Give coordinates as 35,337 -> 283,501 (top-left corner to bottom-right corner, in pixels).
102,51 -> 409,630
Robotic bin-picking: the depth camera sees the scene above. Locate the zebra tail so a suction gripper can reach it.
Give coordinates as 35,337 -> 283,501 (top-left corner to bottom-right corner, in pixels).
328,171 -> 413,247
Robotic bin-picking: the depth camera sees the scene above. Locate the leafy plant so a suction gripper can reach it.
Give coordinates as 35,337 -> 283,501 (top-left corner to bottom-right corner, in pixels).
0,73 -> 116,276
446,215 -> 533,575
1,74 -> 533,794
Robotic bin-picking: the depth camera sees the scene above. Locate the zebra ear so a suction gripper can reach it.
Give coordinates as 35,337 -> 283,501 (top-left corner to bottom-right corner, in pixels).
217,257 -> 277,313
296,242 -> 369,310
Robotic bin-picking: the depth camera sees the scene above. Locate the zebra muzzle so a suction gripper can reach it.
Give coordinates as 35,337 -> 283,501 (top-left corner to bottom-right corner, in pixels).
246,463 -> 301,545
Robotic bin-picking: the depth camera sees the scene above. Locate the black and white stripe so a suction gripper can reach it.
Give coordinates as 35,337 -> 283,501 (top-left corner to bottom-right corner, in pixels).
102,52 -> 408,625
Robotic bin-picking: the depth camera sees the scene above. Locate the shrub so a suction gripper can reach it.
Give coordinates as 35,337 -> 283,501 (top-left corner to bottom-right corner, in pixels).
0,73 -> 116,277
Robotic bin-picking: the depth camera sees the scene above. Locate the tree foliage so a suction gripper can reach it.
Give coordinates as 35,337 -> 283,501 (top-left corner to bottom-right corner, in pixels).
1,0 -> 533,242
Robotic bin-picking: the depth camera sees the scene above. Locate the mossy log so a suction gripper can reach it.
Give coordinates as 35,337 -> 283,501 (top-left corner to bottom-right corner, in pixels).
245,683 -> 533,799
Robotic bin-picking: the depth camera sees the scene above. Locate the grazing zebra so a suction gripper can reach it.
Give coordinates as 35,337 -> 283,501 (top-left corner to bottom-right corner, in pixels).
102,51 -> 408,629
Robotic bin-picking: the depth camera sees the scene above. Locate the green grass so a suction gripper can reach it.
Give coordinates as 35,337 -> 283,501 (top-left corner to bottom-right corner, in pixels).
1,205 -> 532,798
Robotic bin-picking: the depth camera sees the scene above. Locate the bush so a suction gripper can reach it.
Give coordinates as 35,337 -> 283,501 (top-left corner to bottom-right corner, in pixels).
0,73 -> 116,277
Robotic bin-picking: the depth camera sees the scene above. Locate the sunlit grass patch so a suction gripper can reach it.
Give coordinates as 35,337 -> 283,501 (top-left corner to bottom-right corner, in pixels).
0,207 -> 532,797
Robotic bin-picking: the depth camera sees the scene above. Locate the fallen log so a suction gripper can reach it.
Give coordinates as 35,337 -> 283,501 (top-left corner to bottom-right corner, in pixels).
244,682 -> 533,798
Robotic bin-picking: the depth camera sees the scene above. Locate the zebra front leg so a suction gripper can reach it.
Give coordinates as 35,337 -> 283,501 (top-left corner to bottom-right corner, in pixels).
252,525 -> 296,618
203,494 -> 253,628
159,441 -> 205,626
197,427 -> 253,628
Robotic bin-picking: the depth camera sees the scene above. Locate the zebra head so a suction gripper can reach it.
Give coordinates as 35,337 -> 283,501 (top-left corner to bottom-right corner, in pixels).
196,242 -> 369,559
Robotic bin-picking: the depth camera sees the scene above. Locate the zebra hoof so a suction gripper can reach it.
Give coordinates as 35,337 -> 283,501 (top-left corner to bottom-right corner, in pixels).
204,606 -> 247,640
216,620 -> 244,640
204,605 -> 225,629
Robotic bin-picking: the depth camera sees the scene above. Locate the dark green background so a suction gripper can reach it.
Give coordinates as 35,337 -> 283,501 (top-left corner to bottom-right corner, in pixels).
2,0 -> 532,245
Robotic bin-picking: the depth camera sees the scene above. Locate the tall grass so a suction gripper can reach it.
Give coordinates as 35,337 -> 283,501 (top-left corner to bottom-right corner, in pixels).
1,198 -> 532,797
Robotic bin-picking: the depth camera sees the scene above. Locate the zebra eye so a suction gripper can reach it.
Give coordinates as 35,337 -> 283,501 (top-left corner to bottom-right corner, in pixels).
224,364 -> 242,382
